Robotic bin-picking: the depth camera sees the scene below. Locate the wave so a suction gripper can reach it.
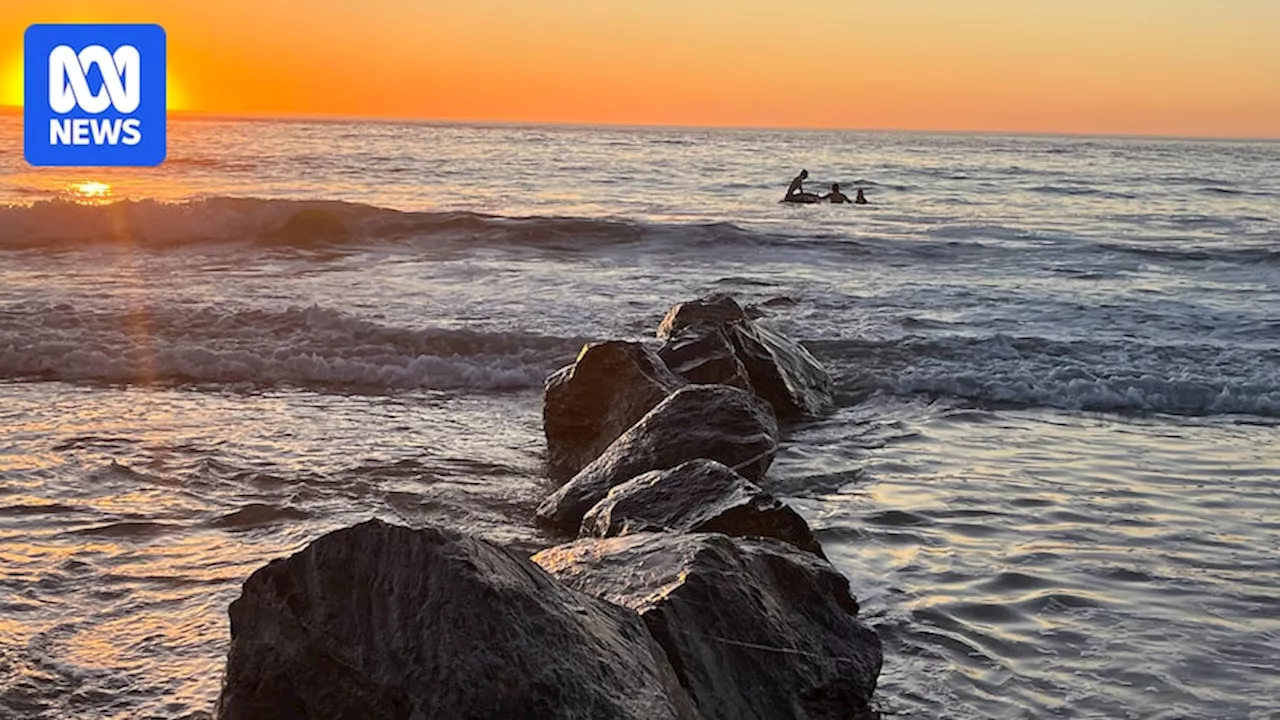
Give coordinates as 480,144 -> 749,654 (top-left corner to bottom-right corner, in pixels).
161,155 -> 259,171
916,223 -> 1278,266
851,179 -> 915,191
209,503 -> 312,528
815,335 -> 1280,418
0,303 -> 585,391
0,196 -> 777,252
2,197 -> 1268,273
67,520 -> 182,537
1028,185 -> 1138,200
1093,242 -> 1280,265
1200,187 -> 1276,198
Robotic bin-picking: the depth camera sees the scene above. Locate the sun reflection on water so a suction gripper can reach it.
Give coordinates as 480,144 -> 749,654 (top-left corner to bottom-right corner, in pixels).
65,180 -> 114,203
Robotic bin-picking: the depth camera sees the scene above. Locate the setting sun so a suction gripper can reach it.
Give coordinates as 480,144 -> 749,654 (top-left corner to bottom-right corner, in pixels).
165,74 -> 186,112
1,57 -> 186,111
1,51 -> 20,106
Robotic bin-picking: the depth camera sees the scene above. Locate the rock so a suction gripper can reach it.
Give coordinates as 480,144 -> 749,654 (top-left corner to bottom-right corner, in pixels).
657,325 -> 753,391
533,533 -> 883,720
536,385 -> 779,533
580,459 -> 825,558
760,296 -> 799,309
215,519 -> 697,720
658,294 -> 749,332
543,341 -> 687,480
657,294 -> 834,419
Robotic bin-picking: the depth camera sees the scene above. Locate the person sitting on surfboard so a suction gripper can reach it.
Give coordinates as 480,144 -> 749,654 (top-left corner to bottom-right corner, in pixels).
854,188 -> 868,204
784,169 -> 809,200
825,183 -> 851,204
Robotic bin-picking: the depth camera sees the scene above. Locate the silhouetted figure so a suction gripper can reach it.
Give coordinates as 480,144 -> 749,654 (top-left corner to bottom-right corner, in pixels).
784,169 -> 809,200
824,183 -> 850,204
854,188 -> 868,205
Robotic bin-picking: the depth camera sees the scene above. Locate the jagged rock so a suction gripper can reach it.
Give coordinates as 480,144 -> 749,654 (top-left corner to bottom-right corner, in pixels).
215,519 -> 697,720
536,385 -> 779,533
544,341 -> 687,480
657,294 -> 833,419
657,325 -> 753,391
533,533 -> 883,720
580,459 -> 824,558
658,294 -> 749,332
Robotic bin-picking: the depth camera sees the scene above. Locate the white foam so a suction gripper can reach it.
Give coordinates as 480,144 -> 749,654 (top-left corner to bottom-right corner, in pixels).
830,335 -> 1280,418
0,303 -> 577,391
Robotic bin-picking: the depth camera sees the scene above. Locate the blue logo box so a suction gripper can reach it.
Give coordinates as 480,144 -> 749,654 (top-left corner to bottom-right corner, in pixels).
24,23 -> 167,167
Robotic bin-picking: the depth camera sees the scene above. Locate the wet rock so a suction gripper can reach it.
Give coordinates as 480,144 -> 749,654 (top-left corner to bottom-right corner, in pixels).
657,294 -> 833,419
215,519 -> 696,720
544,341 -> 687,480
760,296 -> 799,309
536,385 -> 779,533
580,459 -> 824,558
657,325 -> 753,391
658,293 -> 750,332
533,533 -> 883,720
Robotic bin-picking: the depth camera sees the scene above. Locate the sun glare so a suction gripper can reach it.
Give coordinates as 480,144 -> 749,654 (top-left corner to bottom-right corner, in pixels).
66,181 -> 114,204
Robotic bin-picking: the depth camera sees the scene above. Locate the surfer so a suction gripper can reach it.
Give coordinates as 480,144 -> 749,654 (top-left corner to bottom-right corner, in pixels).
783,169 -> 809,201
824,183 -> 851,204
854,188 -> 868,205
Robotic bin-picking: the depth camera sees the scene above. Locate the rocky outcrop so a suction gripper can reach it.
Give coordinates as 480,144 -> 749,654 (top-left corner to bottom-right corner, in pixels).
543,341 -> 687,480
536,385 -> 779,533
580,459 -> 824,557
533,533 -> 883,720
212,295 -> 883,720
657,294 -> 833,419
215,519 -> 697,720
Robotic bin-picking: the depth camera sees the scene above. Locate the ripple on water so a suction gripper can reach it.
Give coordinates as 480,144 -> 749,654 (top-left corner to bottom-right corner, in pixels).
809,404 -> 1280,719
0,383 -> 551,720
207,503 -> 312,529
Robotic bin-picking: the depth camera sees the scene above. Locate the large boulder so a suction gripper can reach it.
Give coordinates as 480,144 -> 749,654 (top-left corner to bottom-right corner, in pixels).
580,459 -> 824,558
536,385 -> 779,533
544,341 -> 687,480
215,519 -> 697,720
533,533 -> 883,720
657,294 -> 833,419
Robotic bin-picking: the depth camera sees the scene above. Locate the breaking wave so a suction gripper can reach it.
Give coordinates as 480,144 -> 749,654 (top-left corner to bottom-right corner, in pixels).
0,302 -> 586,391
1,197 -> 1274,273
816,335 -> 1280,418
0,197 -> 774,251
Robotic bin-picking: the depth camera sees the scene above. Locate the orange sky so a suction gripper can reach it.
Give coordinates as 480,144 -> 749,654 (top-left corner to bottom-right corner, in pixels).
3,0 -> 1278,138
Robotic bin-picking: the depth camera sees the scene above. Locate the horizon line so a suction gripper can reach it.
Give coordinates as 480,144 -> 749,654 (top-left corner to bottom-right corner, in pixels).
1,104 -> 1276,144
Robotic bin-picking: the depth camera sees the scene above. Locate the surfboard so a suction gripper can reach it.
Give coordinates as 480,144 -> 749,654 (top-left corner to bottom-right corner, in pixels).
781,193 -> 822,204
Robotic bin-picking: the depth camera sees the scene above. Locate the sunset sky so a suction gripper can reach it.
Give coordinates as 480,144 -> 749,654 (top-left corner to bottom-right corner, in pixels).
2,0 -> 1278,138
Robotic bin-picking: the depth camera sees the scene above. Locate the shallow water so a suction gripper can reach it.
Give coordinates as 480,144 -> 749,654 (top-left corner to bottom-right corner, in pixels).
787,403 -> 1280,718
1,115 -> 1278,718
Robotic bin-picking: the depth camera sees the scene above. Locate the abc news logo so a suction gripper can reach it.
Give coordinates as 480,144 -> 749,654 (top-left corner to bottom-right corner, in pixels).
48,44 -> 144,147
24,24 -> 167,167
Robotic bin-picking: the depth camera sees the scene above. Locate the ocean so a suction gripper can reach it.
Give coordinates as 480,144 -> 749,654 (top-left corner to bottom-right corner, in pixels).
0,113 -> 1277,719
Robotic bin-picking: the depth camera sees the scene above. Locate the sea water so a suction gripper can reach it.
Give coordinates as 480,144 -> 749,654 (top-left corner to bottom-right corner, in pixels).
1,114 -> 1277,719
